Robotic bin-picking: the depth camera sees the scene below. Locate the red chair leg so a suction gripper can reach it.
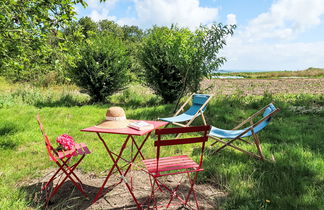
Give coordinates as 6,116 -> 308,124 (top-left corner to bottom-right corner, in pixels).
165,175 -> 185,208
42,165 -> 64,191
45,156 -> 88,203
62,155 -> 86,186
185,172 -> 200,209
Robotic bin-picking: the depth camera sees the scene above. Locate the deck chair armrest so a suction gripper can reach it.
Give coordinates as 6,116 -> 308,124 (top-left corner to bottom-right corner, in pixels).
230,114 -> 274,139
233,103 -> 274,130
253,108 -> 280,127
241,108 -> 280,134
173,93 -> 194,116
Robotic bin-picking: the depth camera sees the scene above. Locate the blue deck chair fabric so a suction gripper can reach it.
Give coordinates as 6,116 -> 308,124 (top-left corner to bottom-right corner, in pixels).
209,103 -> 279,160
210,103 -> 277,138
159,104 -> 203,123
159,94 -> 212,125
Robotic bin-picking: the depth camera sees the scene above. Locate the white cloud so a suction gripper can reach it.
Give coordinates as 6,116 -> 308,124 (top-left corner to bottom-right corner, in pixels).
244,0 -> 324,41
220,0 -> 324,70
86,0 -> 119,22
222,37 -> 324,70
226,14 -> 236,25
119,0 -> 218,29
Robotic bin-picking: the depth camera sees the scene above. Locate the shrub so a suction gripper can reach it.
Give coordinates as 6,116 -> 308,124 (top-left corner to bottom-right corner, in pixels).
70,35 -> 130,102
140,24 -> 235,103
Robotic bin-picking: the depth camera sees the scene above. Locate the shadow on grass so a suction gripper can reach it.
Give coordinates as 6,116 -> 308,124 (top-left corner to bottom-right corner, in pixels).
21,180 -> 139,210
0,123 -> 17,136
201,147 -> 323,209
20,181 -> 94,209
0,123 -> 18,150
34,95 -> 89,108
34,95 -> 164,109
109,96 -> 164,109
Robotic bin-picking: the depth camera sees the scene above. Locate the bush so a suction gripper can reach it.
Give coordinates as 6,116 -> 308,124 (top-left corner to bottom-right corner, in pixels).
70,35 -> 130,102
140,24 -> 235,103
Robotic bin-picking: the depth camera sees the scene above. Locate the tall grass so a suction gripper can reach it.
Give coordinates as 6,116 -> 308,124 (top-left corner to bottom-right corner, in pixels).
0,79 -> 323,209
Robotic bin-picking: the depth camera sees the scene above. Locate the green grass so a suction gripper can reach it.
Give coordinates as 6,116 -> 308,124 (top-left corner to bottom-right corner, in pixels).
0,79 -> 323,209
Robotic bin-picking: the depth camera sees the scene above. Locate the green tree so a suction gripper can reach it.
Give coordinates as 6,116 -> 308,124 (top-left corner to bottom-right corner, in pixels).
78,16 -> 98,38
122,25 -> 144,42
98,19 -> 124,38
120,25 -> 144,82
0,0 -> 87,83
140,24 -> 235,103
71,35 -> 130,102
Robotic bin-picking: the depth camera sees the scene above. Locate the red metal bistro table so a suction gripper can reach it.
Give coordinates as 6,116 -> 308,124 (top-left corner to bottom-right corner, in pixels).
81,120 -> 168,209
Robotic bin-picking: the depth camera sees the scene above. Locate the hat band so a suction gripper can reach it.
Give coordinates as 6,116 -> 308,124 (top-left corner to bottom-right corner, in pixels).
106,116 -> 126,121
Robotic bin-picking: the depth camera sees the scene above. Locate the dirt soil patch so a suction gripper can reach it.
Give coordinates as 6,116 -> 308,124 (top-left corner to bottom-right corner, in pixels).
202,78 -> 324,95
21,169 -> 226,209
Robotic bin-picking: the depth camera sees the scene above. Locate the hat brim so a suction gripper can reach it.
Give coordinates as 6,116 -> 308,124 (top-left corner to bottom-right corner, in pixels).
95,120 -> 133,129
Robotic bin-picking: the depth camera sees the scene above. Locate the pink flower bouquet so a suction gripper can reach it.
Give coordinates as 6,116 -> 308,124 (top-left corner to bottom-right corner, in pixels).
56,134 -> 76,151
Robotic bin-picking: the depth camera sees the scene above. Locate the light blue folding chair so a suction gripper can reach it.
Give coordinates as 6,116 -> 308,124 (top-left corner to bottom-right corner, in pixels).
208,103 -> 280,160
159,93 -> 213,128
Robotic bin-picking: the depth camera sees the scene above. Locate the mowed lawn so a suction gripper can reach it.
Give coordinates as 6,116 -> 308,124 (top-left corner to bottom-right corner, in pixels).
0,79 -> 323,209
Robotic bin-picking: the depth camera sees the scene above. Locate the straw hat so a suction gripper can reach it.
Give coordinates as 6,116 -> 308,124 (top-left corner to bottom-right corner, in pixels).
95,107 -> 132,129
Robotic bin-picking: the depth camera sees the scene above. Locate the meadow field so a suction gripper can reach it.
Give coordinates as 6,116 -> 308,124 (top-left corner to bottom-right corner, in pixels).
215,68 -> 324,79
0,76 -> 323,209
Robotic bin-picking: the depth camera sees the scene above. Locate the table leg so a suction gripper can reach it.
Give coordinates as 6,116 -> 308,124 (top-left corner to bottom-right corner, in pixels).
93,133 -> 131,204
94,133 -> 144,209
130,135 -> 145,160
122,132 -> 151,177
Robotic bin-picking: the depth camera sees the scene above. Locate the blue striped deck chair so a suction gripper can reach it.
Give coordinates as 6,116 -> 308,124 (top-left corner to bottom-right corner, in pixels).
159,94 -> 213,128
208,103 -> 280,160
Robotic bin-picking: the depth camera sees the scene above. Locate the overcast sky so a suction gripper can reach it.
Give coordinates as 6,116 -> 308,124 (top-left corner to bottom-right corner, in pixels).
76,0 -> 324,71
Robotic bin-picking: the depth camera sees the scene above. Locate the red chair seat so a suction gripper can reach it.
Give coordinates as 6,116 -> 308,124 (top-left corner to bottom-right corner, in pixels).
142,125 -> 210,209
143,155 -> 201,176
56,143 -> 91,160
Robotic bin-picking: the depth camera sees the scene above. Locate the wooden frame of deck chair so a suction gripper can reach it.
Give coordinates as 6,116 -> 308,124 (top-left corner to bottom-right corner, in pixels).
159,94 -> 213,133
142,125 -> 210,209
208,103 -> 280,160
36,114 -> 91,204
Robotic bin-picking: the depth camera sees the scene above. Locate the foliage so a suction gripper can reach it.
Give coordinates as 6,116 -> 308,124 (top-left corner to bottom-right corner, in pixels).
70,35 -> 130,102
97,21 -> 144,82
122,25 -> 144,42
65,18 -> 144,83
0,0 -> 87,84
98,19 -> 124,38
140,24 -> 235,103
78,16 -> 98,38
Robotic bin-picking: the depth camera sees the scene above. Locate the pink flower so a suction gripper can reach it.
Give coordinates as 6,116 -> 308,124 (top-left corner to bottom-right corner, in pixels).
56,134 -> 76,151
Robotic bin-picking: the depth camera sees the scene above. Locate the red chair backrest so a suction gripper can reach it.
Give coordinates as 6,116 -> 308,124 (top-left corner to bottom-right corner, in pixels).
154,125 -> 210,169
36,114 -> 58,162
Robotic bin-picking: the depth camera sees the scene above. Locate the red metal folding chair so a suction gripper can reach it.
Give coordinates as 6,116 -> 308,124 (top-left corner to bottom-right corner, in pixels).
36,114 -> 91,204
143,125 -> 210,209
